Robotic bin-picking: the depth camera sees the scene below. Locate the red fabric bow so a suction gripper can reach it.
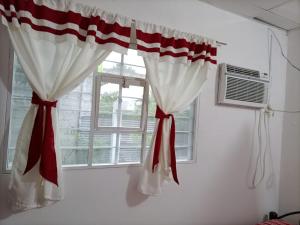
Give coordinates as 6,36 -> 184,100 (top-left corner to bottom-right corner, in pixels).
152,106 -> 179,184
23,92 -> 58,186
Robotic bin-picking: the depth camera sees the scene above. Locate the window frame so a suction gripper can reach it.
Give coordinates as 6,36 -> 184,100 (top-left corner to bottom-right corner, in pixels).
0,48 -> 199,173
94,73 -> 149,132
90,72 -> 149,166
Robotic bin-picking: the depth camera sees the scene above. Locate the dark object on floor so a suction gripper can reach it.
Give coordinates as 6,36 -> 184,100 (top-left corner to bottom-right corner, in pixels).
269,211 -> 300,220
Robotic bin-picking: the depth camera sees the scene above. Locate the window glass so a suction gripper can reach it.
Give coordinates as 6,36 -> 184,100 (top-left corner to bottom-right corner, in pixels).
123,65 -> 146,79
93,133 -> 116,165
7,59 -> 31,169
105,52 -> 122,63
118,133 -> 142,163
124,49 -> 145,67
98,82 -> 120,127
59,76 -> 93,166
120,85 -> 144,128
100,61 -> 121,75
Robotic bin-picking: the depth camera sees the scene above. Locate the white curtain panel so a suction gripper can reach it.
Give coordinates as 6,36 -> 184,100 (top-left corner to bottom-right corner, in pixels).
0,0 -> 131,210
135,21 -> 217,195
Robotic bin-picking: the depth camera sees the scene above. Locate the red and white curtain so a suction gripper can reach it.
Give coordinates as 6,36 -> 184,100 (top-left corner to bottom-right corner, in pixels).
0,0 -> 131,210
135,21 -> 217,195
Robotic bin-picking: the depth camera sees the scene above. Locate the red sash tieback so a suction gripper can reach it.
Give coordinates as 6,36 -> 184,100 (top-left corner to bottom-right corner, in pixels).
23,92 -> 58,186
152,106 -> 179,184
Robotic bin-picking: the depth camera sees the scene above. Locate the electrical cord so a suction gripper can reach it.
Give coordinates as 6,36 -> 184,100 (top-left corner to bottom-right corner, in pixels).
249,109 -> 273,189
268,28 -> 300,72
249,108 -> 276,189
249,29 -> 300,189
248,30 -> 277,189
251,110 -> 265,188
266,105 -> 300,114
265,111 -> 275,189
265,29 -> 300,113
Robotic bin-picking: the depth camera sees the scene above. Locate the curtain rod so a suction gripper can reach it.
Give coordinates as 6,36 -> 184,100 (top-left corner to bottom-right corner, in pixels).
131,20 -> 227,47
216,41 -> 227,46
129,41 -> 227,47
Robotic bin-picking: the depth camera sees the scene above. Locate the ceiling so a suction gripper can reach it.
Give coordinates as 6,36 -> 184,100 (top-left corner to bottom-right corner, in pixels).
200,0 -> 300,31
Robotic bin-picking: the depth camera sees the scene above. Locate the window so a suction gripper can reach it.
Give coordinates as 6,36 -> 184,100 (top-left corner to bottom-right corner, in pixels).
5,50 -> 196,170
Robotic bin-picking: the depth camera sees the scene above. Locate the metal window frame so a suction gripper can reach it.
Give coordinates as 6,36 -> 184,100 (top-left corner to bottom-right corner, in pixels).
91,72 -> 149,166
94,73 -> 148,132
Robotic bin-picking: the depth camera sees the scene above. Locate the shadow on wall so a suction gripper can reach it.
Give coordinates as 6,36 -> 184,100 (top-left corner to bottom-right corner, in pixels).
0,23 -> 14,221
126,166 -> 148,207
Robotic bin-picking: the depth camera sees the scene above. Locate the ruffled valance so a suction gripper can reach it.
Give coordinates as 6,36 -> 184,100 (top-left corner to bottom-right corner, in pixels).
0,0 -> 132,53
135,20 -> 217,64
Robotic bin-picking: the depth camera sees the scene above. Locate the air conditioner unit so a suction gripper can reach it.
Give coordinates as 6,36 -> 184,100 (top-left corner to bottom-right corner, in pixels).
217,63 -> 269,108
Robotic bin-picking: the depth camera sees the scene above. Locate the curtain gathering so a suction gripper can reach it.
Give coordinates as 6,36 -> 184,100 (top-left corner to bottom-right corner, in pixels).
135,21 -> 217,195
0,0 -> 217,210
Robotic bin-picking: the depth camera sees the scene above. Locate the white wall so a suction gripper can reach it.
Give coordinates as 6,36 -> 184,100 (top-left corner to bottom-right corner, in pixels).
0,1 -> 288,225
279,29 -> 300,224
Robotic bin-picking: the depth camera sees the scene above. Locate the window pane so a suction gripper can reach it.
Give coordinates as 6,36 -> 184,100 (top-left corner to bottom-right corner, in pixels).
98,61 -> 121,75
176,147 -> 193,161
118,133 -> 142,163
124,49 -> 145,67
93,133 -> 117,165
175,117 -> 194,131
59,127 -> 89,149
105,52 -> 122,63
147,116 -> 156,132
59,127 -> 89,165
7,59 -> 32,169
148,91 -> 157,115
120,85 -> 144,128
146,132 -> 154,148
59,76 -> 92,166
98,82 -> 119,127
62,147 -> 88,165
123,65 -> 146,79
175,105 -> 194,117
119,148 -> 141,163
175,133 -> 193,146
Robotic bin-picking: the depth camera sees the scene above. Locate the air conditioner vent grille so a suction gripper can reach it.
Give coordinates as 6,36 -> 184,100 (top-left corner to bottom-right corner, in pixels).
225,76 -> 266,104
227,64 -> 260,78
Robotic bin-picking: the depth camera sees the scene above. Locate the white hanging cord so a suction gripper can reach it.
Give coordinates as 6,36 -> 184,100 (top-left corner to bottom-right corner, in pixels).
247,110 -> 258,189
248,30 -> 275,189
267,31 -> 273,104
249,109 -> 275,189
249,110 -> 266,188
265,111 -> 275,188
267,106 -> 300,114
248,28 -> 300,189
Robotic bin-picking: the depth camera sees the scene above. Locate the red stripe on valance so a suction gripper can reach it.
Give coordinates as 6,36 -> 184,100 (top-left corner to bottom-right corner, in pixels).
137,44 -> 217,64
2,0 -> 130,37
136,29 -> 217,57
0,0 -> 131,46
0,10 -> 130,48
192,55 -> 217,64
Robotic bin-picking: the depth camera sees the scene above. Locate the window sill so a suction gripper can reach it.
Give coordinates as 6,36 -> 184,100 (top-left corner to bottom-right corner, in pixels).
1,159 -> 195,174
